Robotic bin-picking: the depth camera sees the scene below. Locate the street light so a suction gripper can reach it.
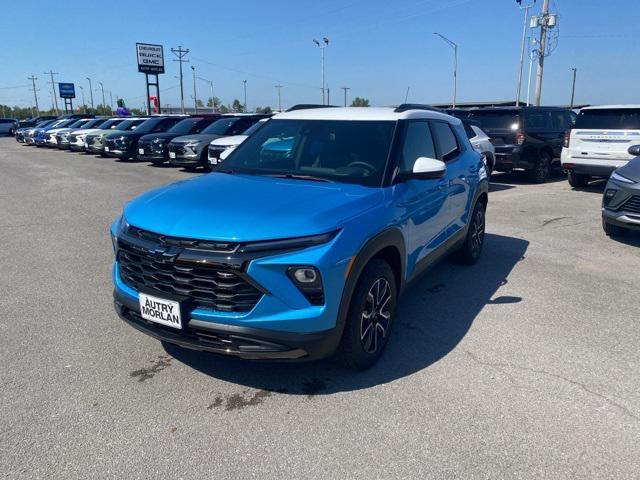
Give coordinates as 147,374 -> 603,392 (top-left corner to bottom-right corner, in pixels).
243,80 -> 247,112
99,82 -> 106,114
313,37 -> 329,105
433,32 -> 458,108
197,77 -> 214,111
191,66 -> 197,113
515,2 -> 536,106
78,85 -> 86,113
85,77 -> 94,113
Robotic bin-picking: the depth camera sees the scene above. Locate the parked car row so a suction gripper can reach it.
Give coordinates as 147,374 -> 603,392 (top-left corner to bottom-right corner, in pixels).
14,113 -> 270,172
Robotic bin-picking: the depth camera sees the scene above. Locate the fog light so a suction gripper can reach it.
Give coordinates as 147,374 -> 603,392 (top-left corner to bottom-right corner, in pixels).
287,266 -> 324,305
603,189 -> 617,207
293,268 -> 317,283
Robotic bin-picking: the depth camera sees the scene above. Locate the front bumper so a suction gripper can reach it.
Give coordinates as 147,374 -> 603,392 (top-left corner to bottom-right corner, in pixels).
114,289 -> 339,360
111,223 -> 350,361
602,209 -> 640,231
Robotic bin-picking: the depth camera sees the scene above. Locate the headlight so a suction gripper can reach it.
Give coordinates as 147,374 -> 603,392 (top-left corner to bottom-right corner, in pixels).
185,141 -> 201,148
610,171 -> 635,184
237,230 -> 338,254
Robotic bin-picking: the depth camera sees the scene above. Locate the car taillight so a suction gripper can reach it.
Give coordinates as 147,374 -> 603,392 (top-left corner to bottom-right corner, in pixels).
564,129 -> 572,148
515,131 -> 525,145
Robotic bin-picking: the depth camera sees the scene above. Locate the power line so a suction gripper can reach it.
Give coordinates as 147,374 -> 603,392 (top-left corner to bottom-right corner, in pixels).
171,46 -> 190,113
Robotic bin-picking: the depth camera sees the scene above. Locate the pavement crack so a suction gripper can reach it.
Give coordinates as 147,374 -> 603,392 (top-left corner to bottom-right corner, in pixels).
542,216 -> 569,227
464,350 -> 638,421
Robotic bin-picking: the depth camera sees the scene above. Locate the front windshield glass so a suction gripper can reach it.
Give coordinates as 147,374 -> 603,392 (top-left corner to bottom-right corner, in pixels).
168,118 -> 202,135
82,118 -> 106,129
68,119 -> 89,129
201,117 -> 239,135
98,119 -> 124,129
131,117 -> 164,133
223,119 -> 396,187
242,120 -> 265,136
116,119 -> 146,131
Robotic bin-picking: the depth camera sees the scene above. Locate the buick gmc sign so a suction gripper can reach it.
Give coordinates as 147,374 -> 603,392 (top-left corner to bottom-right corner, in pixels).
136,43 -> 165,74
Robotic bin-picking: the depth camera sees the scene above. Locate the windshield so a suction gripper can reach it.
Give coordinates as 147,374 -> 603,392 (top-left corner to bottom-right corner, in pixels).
131,117 -> 165,133
469,111 -> 520,130
36,120 -> 54,128
68,119 -> 90,129
168,118 -> 207,134
81,118 -> 106,129
223,119 -> 396,187
52,119 -> 77,129
242,120 -> 265,136
115,119 -> 146,131
201,117 -> 240,135
98,119 -> 124,129
575,109 -> 640,130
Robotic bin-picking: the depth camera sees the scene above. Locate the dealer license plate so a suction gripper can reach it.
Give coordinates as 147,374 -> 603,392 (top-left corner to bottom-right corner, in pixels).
138,148 -> 144,155
169,151 -> 176,159
104,146 -> 110,152
138,293 -> 182,329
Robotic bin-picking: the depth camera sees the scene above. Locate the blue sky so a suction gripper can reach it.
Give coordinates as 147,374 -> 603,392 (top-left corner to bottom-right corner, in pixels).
1,0 -> 639,110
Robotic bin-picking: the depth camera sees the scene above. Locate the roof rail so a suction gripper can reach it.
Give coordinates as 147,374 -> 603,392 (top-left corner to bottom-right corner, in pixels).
285,104 -> 339,112
394,103 -> 443,113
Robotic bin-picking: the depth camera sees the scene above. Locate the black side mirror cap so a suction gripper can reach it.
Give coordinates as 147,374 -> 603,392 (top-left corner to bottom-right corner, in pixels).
628,145 -> 640,156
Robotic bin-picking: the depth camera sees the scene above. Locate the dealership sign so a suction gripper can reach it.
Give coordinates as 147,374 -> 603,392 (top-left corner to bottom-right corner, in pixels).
58,82 -> 75,99
136,43 -> 165,74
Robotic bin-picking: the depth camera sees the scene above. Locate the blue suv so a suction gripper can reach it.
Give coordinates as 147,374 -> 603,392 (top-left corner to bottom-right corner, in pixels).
111,105 -> 489,369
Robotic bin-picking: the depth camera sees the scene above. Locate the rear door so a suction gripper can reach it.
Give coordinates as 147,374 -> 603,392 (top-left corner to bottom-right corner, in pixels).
469,110 -> 520,146
568,108 -> 640,161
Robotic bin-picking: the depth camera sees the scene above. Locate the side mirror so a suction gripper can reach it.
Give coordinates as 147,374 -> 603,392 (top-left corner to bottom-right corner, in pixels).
628,145 -> 640,156
412,156 -> 446,179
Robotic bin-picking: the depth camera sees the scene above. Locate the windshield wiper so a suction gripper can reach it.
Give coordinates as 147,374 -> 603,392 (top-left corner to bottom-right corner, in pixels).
267,173 -> 333,183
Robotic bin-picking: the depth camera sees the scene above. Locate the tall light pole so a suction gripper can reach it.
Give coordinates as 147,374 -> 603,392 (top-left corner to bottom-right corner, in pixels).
191,66 -> 197,113
109,91 -> 114,113
275,85 -> 283,111
243,80 -> 247,112
78,85 -> 85,113
313,37 -> 329,104
433,33 -> 458,108
515,1 -> 536,106
86,77 -> 94,113
533,0 -> 557,106
99,82 -> 106,113
171,46 -> 190,113
197,77 -> 214,111
526,45 -> 537,106
340,87 -> 350,107
569,67 -> 577,108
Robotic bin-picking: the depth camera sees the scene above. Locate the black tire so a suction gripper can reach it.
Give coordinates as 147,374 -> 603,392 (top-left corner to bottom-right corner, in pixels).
567,171 -> 590,188
184,166 -> 197,172
602,219 -> 627,237
527,151 -> 551,183
201,151 -> 212,172
336,259 -> 397,370
453,200 -> 486,265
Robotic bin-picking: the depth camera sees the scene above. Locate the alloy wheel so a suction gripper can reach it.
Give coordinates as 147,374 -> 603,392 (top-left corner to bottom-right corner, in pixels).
470,207 -> 485,258
360,278 -> 392,354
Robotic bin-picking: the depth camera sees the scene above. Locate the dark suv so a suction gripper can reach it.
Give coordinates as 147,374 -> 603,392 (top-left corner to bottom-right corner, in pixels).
103,116 -> 185,161
466,107 -> 576,183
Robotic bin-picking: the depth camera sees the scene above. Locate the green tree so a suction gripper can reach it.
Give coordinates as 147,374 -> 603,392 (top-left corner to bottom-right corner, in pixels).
207,96 -> 221,109
231,99 -> 245,113
255,106 -> 272,114
350,97 -> 370,107
196,99 -> 204,108
218,104 -> 230,114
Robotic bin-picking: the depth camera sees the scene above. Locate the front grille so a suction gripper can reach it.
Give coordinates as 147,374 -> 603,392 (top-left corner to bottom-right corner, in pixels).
117,237 -> 262,312
169,143 -> 186,155
139,140 -> 164,155
622,195 -> 640,214
208,145 -> 226,160
69,134 -> 77,143
126,225 -> 239,252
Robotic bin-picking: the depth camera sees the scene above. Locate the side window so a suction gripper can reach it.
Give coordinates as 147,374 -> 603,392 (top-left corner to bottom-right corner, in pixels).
525,110 -> 553,130
462,121 -> 475,139
399,120 -> 436,172
430,121 -> 460,161
552,111 -> 571,131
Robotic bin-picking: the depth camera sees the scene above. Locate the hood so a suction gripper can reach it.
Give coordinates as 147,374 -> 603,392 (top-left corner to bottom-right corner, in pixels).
171,134 -> 224,145
615,157 -> 640,183
71,128 -> 102,135
102,129 -> 127,138
54,128 -> 73,134
124,172 -> 382,242
140,132 -> 182,142
210,134 -> 247,147
46,127 -> 68,134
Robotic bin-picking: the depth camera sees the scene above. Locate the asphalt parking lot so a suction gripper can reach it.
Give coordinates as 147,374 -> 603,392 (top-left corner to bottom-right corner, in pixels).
1,137 -> 639,479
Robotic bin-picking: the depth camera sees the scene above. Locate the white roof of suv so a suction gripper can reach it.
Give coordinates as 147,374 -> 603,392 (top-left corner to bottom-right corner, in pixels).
582,104 -> 640,110
274,106 -> 460,123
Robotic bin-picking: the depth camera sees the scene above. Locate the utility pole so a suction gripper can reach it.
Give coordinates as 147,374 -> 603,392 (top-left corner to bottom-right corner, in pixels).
243,80 -> 247,112
191,66 -> 197,113
86,77 -> 94,113
433,33 -> 458,108
78,85 -> 85,113
171,46 -> 190,113
44,70 -> 59,115
340,87 -> 350,107
28,75 -> 39,114
515,1 -> 535,106
109,91 -> 114,113
313,37 -> 329,104
569,67 -> 577,108
533,0 -> 555,106
99,82 -> 106,113
275,85 -> 283,111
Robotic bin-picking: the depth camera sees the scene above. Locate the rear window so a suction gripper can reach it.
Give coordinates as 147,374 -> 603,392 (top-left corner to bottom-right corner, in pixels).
469,111 -> 520,130
575,109 -> 640,130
